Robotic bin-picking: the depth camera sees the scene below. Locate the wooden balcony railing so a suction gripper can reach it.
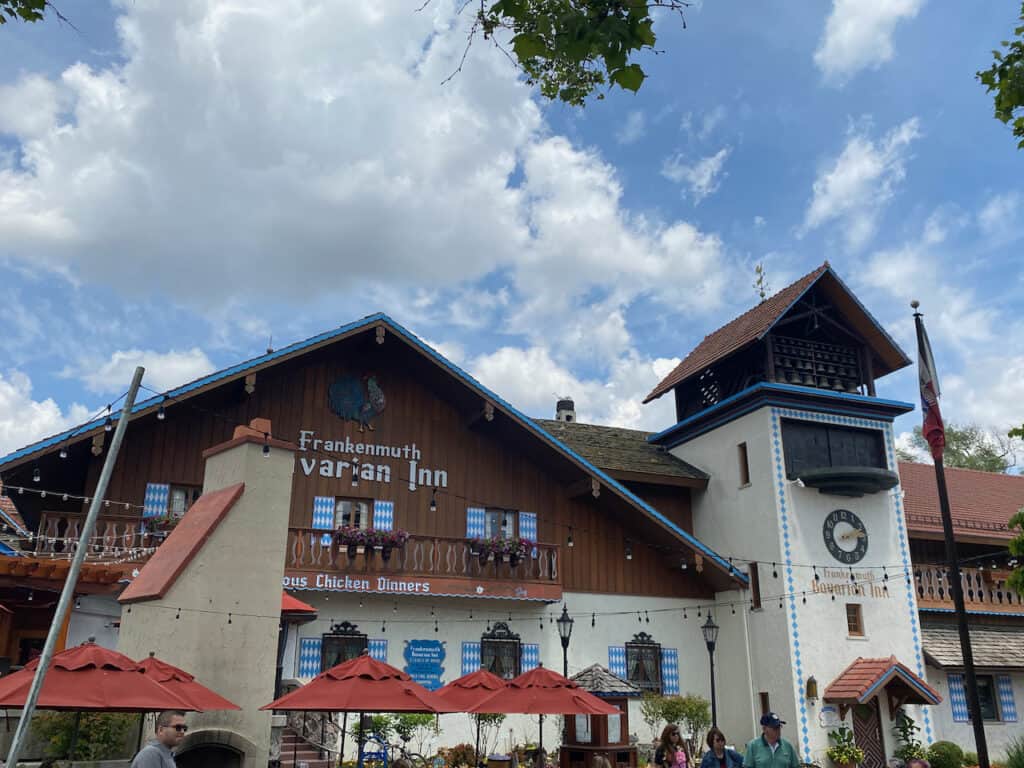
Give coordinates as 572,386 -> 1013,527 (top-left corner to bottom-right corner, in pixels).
35,510 -> 148,555
916,563 -> 1024,614
285,529 -> 560,585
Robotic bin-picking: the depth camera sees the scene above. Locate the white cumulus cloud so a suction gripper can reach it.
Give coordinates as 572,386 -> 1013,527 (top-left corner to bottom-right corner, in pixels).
0,371 -> 90,455
815,0 -> 925,84
661,148 -> 731,204
71,348 -> 217,396
615,111 -> 646,145
801,118 -> 921,250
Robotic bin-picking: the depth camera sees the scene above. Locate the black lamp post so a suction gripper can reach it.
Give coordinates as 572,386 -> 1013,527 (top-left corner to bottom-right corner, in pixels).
701,614 -> 719,726
556,604 -> 574,677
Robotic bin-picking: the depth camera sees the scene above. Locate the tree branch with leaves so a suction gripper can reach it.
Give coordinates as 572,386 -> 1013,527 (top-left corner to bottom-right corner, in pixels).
977,2 -> 1024,148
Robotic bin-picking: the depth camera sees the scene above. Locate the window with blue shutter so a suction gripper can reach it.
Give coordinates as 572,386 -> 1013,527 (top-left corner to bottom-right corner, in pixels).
312,496 -> 334,545
948,673 -> 969,722
462,641 -> 481,675
523,643 -> 540,671
466,507 -> 486,539
374,501 -> 394,531
518,511 -> 537,541
608,646 -> 626,679
997,675 -> 1017,722
661,648 -> 680,695
369,638 -> 388,662
143,483 -> 169,519
299,637 -> 323,677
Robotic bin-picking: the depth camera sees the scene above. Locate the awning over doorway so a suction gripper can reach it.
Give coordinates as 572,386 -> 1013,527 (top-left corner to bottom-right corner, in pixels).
824,656 -> 942,720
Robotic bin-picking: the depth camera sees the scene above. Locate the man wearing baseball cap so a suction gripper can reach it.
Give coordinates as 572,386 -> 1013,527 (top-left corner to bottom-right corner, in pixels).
743,713 -> 800,768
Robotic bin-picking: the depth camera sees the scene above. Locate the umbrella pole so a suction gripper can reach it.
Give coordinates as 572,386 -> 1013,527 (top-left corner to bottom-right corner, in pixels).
341,712 -> 348,767
68,710 -> 82,761
475,715 -> 481,768
356,711 -> 365,768
136,712 -> 146,751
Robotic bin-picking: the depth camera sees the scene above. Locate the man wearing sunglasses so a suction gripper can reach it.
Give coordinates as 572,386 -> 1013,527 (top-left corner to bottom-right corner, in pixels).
131,710 -> 188,767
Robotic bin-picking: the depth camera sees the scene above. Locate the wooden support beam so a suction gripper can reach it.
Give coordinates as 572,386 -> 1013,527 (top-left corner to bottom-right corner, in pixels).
375,326 -> 386,345
565,477 -> 600,499
466,401 -> 495,427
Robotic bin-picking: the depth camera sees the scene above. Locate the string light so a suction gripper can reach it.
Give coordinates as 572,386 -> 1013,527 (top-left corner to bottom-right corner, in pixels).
157,401 -> 166,421
429,488 -> 437,513
59,446 -> 68,459
104,405 -> 113,432
263,434 -> 271,457
591,613 -> 595,627
625,541 -> 633,561
32,467 -> 40,483
772,562 -> 778,578
567,527 -> 574,549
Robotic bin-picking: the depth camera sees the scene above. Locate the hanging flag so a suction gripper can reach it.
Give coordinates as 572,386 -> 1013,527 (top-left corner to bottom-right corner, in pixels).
914,306 -> 945,460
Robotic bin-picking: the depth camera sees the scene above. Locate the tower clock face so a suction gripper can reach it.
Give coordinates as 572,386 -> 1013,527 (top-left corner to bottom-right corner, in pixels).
823,509 -> 868,564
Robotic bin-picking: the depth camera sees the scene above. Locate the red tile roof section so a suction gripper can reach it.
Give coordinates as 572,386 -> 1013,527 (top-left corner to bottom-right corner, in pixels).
824,656 -> 941,704
119,483 -> 244,604
644,264 -> 829,403
0,483 -> 29,534
281,591 -> 317,614
900,461 -> 1023,542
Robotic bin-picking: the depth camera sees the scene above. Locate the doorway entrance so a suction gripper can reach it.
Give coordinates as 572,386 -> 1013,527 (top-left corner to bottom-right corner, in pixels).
852,699 -> 885,768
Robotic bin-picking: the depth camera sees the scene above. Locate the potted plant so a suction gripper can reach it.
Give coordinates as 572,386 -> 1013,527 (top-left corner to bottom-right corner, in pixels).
826,726 -> 864,768
335,526 -> 368,557
150,515 -> 180,533
380,529 -> 409,562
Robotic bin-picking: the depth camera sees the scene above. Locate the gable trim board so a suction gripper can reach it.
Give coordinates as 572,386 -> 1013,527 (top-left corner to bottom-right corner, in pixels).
1,314 -> 746,587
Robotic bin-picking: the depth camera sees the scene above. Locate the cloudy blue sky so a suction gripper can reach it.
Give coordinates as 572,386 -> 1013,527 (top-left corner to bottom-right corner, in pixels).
0,0 -> 1021,458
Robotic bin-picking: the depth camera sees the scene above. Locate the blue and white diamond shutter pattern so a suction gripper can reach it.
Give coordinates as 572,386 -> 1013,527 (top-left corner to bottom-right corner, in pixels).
369,639 -> 388,663
313,496 -> 334,545
466,507 -> 486,539
518,512 -> 537,541
661,648 -> 680,695
523,644 -> 540,671
143,483 -> 169,519
374,501 -> 394,531
299,637 -> 323,677
997,675 -> 1018,722
947,673 -> 969,722
608,646 -> 626,679
462,641 -> 481,675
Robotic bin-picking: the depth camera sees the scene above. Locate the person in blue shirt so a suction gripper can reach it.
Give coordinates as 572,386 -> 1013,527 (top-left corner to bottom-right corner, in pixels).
743,713 -> 799,768
699,727 -> 743,768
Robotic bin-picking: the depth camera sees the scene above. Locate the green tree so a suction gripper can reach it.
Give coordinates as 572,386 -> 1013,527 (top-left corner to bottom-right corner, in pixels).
977,2 -> 1024,148
1,0 -> 70,25
896,423 -> 1019,473
1009,507 -> 1024,596
34,712 -> 135,761
661,694 -> 710,758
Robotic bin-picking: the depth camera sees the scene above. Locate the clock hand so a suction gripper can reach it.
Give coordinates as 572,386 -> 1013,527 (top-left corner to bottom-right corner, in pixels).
839,530 -> 866,541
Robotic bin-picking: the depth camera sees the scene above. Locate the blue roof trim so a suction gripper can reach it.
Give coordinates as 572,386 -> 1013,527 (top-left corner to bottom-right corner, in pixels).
381,320 -> 748,585
860,664 -> 941,705
0,313 -> 392,468
0,508 -> 29,537
0,541 -> 20,557
0,313 -> 746,584
648,382 -> 914,447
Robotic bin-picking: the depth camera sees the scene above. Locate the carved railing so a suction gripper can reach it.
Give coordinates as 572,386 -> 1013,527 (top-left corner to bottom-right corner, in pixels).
35,511 -> 147,555
285,710 -> 342,757
286,529 -> 560,583
915,564 -> 1024,613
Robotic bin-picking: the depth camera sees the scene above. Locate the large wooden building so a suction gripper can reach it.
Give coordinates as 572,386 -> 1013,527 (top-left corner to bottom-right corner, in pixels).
0,263 -> 1020,767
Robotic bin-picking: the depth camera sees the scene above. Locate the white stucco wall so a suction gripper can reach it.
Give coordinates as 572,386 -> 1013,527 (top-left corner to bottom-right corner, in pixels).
926,667 -> 1024,759
67,594 -> 121,649
670,405 -> 931,763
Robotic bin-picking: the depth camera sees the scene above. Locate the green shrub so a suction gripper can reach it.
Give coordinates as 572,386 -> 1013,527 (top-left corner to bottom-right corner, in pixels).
927,741 -> 965,768
826,726 -> 864,766
34,711 -> 135,760
892,709 -> 927,762
962,751 -> 978,767
1005,736 -> 1024,768
443,743 -> 478,767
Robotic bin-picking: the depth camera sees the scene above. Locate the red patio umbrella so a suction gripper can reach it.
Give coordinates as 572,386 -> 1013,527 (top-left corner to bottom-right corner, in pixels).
435,669 -> 508,764
469,666 -> 620,715
138,653 -> 241,711
261,652 -> 453,713
0,641 -> 194,712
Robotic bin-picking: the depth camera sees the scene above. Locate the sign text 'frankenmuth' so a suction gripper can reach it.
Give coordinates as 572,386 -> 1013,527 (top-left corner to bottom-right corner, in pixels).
297,430 -> 448,490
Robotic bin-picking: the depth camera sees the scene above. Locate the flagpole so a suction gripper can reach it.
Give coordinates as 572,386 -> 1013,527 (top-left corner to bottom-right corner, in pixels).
912,302 -> 989,768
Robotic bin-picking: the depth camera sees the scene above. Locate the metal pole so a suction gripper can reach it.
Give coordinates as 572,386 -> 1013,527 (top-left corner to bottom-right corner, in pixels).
707,648 -> 717,727
914,310 -> 989,768
5,366 -> 145,768
933,453 -> 990,768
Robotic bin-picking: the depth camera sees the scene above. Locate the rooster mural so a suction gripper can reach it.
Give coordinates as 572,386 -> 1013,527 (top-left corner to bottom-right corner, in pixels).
328,375 -> 386,432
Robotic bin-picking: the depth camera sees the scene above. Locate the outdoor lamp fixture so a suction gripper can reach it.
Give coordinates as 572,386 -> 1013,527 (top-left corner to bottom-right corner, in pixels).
701,614 -> 720,726
805,675 -> 818,704
556,604 -> 575,677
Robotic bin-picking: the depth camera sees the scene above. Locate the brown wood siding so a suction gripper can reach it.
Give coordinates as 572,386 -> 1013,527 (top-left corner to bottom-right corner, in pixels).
68,335 -> 712,599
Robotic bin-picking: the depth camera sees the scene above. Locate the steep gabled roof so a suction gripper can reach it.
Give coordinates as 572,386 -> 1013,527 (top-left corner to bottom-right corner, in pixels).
900,461 -> 1023,543
536,419 -> 707,485
1,314 -> 747,587
643,263 -> 911,403
824,656 -> 941,706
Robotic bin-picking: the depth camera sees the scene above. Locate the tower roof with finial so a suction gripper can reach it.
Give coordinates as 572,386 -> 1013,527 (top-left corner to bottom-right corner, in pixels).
643,262 -> 909,403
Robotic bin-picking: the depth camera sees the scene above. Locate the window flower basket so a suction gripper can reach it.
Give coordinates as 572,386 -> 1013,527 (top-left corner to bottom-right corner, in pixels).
336,527 -> 408,559
469,536 -> 534,565
149,515 -> 180,533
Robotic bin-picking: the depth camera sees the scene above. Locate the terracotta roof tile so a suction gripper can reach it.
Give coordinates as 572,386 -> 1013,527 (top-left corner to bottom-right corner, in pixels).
644,264 -> 829,403
536,419 -> 707,482
900,462 -> 1024,542
824,656 -> 941,705
0,483 -> 29,535
120,483 -> 244,603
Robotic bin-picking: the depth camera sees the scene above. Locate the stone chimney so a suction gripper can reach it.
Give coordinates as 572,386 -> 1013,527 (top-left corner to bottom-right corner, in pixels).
555,397 -> 576,423
118,417 -> 295,768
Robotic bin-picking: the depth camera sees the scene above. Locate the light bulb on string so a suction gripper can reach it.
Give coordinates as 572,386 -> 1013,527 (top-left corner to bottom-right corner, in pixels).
624,541 -> 633,561
62,494 -> 68,502
772,562 -> 778,578
32,467 -> 40,483
227,613 -> 232,625
813,566 -> 820,582
429,488 -> 437,513
591,613 -> 595,627
263,434 -> 271,457
40,490 -> 46,499
434,619 -> 439,633
683,608 -> 688,620
59,446 -> 68,459
393,602 -> 398,614
382,620 -> 386,633
157,401 -> 166,421
104,405 -> 113,432
18,487 -> 23,495
644,610 -> 650,624
567,527 -> 574,548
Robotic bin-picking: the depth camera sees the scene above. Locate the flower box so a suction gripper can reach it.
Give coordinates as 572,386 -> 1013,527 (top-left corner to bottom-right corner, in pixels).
469,536 -> 535,561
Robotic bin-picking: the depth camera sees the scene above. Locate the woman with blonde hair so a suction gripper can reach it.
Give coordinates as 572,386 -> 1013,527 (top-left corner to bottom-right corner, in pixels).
655,724 -> 689,768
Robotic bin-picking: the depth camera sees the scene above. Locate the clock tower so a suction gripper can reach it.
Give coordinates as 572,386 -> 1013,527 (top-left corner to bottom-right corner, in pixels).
644,264 -> 939,767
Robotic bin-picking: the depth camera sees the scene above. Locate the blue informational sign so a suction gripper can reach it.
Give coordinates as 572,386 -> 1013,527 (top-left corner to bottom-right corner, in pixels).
404,639 -> 446,691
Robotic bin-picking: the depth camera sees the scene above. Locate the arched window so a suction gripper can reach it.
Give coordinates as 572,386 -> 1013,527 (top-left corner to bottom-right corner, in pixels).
481,622 -> 522,680
625,632 -> 662,694
320,621 -> 368,672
